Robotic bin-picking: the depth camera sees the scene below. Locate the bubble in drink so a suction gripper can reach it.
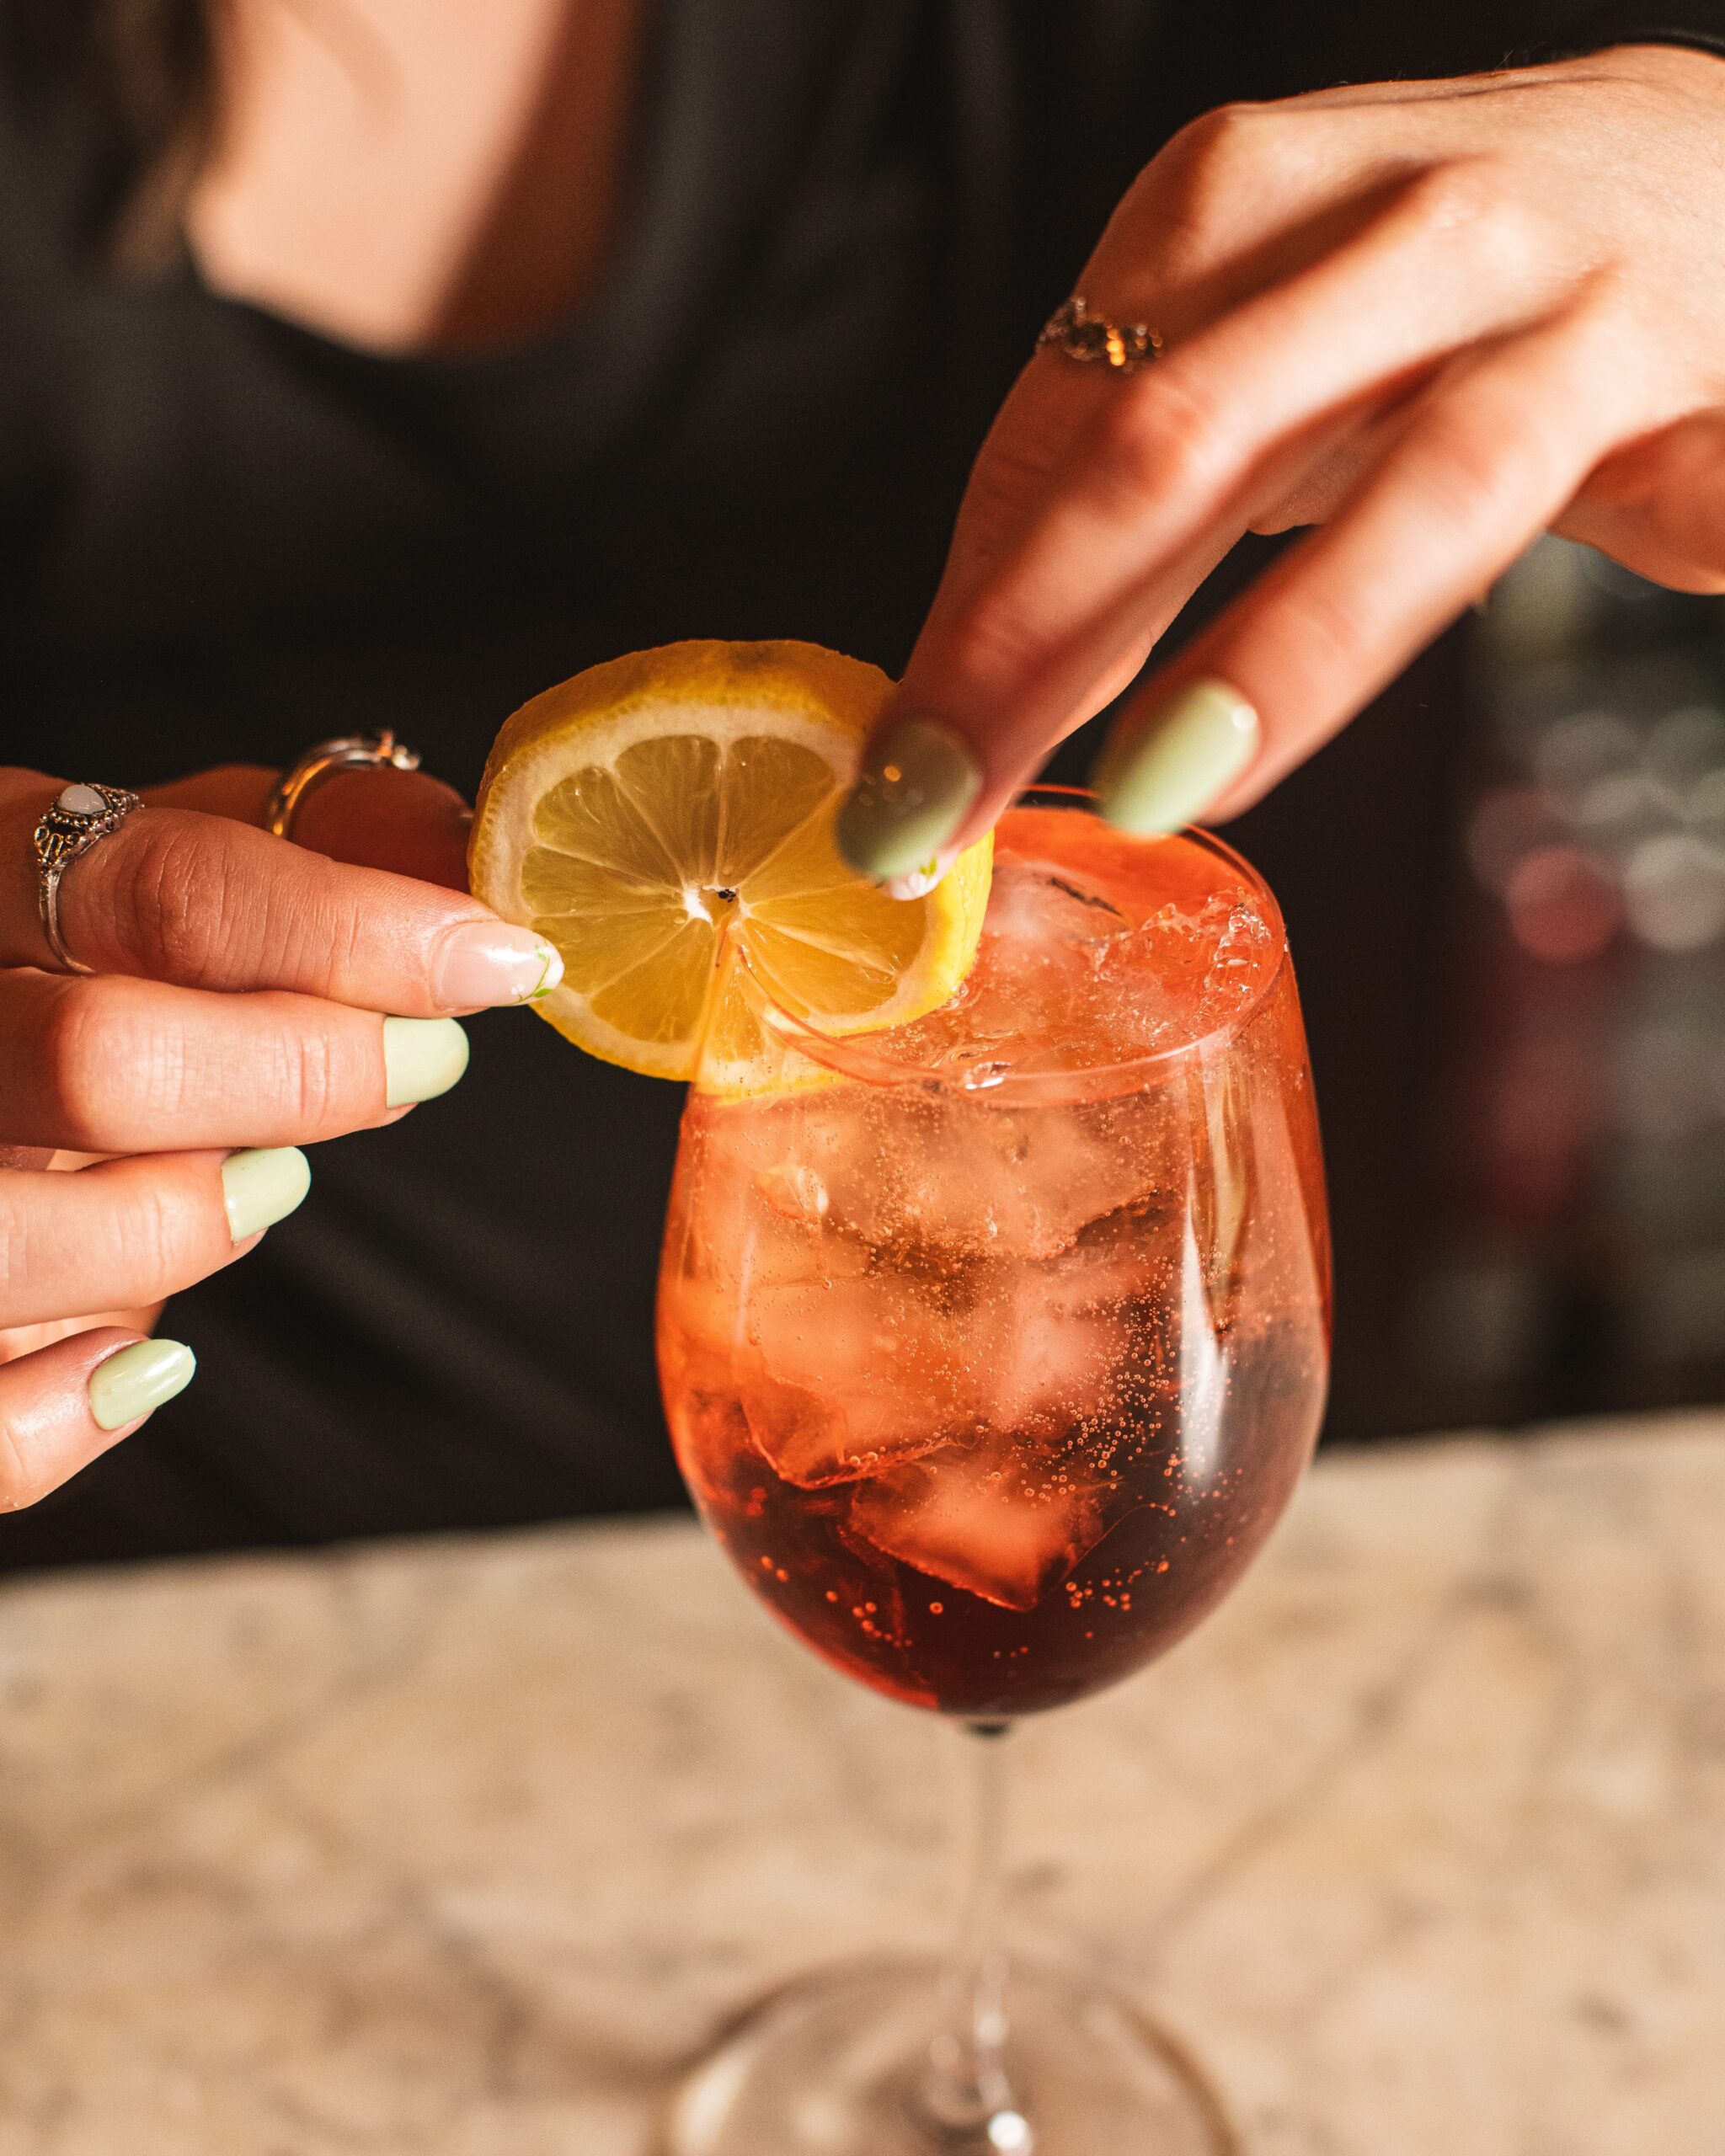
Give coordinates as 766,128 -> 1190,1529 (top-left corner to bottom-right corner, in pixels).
659,807 -> 1329,1716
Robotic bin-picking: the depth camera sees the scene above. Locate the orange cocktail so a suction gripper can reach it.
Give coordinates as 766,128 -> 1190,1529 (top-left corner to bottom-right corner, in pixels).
660,801 -> 1328,1719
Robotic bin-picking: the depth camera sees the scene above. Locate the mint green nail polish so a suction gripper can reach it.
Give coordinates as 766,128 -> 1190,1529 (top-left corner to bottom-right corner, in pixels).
1097,679 -> 1259,836
836,718 -> 982,883
88,1339 -> 196,1433
222,1146 -> 312,1241
383,1015 -> 470,1107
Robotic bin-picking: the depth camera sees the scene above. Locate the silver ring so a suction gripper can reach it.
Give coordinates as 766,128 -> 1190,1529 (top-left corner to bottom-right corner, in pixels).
32,782 -> 144,976
264,730 -> 421,841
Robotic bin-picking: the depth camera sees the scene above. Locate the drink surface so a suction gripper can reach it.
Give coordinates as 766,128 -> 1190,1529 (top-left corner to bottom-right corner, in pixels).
659,807 -> 1330,1716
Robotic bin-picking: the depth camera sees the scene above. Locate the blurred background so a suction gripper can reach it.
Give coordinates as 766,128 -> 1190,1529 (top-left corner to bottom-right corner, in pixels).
1407,542 -> 1725,1432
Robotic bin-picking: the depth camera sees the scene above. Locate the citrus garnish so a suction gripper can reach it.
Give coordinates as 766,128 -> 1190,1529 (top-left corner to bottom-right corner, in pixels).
469,640 -> 992,1091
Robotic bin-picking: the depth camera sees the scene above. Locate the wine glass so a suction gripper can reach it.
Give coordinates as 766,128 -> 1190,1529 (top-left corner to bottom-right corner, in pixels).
656,789 -> 1330,2153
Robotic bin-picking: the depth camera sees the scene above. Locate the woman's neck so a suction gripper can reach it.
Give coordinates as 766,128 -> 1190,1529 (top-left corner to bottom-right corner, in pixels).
187,0 -> 644,355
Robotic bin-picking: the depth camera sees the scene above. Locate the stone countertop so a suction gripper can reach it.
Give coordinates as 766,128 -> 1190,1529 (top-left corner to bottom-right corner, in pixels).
2,1415 -> 1722,2154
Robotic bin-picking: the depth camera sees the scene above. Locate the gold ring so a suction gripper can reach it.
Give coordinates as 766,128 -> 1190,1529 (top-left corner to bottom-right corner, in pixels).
32,782 -> 144,975
1037,296 -> 1162,373
264,730 -> 422,841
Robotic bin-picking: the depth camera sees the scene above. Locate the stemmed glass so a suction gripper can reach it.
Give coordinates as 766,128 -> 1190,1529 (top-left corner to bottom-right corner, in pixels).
656,790 -> 1330,2153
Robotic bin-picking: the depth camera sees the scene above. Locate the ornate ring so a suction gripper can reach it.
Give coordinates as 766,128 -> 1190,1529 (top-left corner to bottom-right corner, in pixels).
264,730 -> 422,841
1037,295 -> 1162,373
32,782 -> 144,975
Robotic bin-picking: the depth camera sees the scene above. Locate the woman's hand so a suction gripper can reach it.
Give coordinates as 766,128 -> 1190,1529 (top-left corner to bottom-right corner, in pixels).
0,761 -> 562,1511
836,43 -> 1725,883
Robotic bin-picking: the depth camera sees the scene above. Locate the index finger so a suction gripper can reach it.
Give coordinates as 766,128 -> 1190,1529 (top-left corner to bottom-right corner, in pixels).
0,771 -> 562,1014
836,157 -> 1570,879
145,761 -> 474,891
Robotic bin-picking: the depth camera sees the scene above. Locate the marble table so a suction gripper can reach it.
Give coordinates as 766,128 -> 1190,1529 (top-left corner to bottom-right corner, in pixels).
2,1414 -> 1722,2155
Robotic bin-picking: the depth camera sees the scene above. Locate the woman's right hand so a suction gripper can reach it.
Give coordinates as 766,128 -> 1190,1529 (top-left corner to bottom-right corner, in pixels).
0,761 -> 563,1513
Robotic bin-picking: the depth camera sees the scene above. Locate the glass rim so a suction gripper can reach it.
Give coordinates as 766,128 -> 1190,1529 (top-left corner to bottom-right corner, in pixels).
745,785 -> 1291,1099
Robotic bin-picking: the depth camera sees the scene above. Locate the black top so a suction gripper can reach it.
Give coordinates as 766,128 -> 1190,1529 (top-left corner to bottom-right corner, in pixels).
2,0 -> 1718,1568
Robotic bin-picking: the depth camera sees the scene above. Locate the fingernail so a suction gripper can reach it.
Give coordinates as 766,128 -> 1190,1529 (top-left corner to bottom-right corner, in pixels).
88,1338 -> 196,1433
433,922 -> 563,1008
836,717 -> 982,883
383,1015 -> 470,1107
1096,678 -> 1259,835
882,847 -> 959,901
222,1145 -> 312,1241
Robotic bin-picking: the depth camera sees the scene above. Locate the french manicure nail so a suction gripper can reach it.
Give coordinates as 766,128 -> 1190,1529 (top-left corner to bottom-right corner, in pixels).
88,1338 -> 196,1433
383,1015 -> 470,1107
836,717 -> 982,884
434,922 -> 563,1008
882,847 -> 959,901
222,1146 -> 312,1241
1096,678 -> 1259,836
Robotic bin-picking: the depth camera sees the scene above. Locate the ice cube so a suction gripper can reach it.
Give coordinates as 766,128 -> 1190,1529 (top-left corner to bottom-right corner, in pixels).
857,1105 -> 1071,1256
988,1104 -> 1170,1260
985,856 -> 1130,949
783,1091 -> 998,1254
797,1089 -> 1167,1263
918,858 -> 1265,1076
983,1281 -> 1125,1436
1073,889 -> 1276,1062
1197,901 -> 1274,1027
709,1205 -> 857,1307
740,1373 -> 948,1488
741,1278 -> 958,1486
839,827 -> 1279,1089
1060,1189 -> 1178,1301
673,1388 -> 756,1511
876,859 -> 1134,1080
848,1436 -> 1117,1611
757,1161 -> 829,1225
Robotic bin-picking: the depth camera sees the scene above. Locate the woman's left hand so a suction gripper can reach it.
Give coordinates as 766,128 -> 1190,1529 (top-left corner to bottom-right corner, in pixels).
0,756 -> 499,1508
836,43 -> 1725,883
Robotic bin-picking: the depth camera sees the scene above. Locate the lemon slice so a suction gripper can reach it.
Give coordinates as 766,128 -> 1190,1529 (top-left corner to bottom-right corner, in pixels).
469,640 -> 992,1091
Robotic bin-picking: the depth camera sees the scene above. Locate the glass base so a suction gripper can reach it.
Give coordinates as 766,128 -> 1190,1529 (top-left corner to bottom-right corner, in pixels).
665,1956 -> 1239,2156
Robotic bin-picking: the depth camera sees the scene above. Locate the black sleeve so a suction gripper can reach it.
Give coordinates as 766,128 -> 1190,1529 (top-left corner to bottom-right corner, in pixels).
1525,1 -> 1725,61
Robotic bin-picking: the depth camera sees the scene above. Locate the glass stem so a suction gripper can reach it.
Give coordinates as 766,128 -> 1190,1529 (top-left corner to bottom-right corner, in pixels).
921,1718 -> 1031,2148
